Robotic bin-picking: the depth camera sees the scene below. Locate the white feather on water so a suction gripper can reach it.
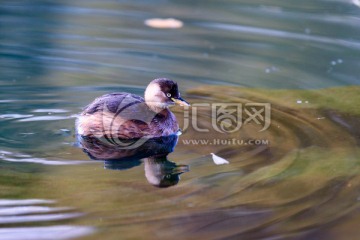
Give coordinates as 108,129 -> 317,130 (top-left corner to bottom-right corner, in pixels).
211,153 -> 229,165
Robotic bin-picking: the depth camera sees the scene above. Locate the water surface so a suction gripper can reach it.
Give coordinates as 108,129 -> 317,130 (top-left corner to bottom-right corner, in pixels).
1,0 -> 360,239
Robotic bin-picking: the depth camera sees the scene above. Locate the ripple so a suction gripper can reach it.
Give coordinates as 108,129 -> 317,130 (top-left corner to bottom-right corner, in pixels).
17,116 -> 74,122
0,150 -> 91,165
0,226 -> 95,240
0,213 -> 83,224
0,199 -> 94,239
47,83 -> 360,238
0,100 -> 19,103
32,109 -> 70,113
0,199 -> 55,206
0,206 -> 71,216
88,85 -> 359,239
1,0 -> 360,239
200,22 -> 360,49
0,114 -> 33,119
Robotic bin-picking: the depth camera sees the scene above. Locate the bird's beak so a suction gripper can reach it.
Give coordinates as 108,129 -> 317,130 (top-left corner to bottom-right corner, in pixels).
171,97 -> 190,106
172,164 -> 190,174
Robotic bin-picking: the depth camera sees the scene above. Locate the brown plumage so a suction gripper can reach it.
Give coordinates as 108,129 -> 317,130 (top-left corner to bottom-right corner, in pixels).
76,78 -> 189,140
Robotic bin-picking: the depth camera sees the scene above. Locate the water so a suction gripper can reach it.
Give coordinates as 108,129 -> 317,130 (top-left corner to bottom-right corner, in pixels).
1,0 -> 360,239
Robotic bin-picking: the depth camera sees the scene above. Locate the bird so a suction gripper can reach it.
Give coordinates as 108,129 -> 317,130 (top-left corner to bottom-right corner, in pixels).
76,78 -> 190,141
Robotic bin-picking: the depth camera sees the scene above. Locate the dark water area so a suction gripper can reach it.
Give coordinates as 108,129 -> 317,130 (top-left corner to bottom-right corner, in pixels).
1,0 -> 360,239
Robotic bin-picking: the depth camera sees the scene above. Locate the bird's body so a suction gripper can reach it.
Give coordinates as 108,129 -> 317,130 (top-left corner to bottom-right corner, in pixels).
76,78 -> 189,140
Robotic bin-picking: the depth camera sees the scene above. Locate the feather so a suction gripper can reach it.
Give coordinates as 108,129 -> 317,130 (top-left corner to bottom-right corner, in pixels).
211,153 -> 229,165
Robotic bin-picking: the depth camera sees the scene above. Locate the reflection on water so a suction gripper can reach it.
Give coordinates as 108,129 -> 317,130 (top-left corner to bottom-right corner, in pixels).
1,0 -> 360,239
0,226 -> 93,240
0,199 -> 94,240
78,135 -> 189,187
144,156 -> 189,188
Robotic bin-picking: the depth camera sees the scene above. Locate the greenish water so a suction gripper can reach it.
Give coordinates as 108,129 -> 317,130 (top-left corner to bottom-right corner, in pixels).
1,0 -> 360,239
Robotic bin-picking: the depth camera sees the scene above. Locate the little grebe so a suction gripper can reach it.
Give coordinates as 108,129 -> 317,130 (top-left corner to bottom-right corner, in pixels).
76,78 -> 189,139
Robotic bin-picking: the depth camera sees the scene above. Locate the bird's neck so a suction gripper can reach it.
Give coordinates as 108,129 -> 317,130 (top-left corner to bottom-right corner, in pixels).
146,102 -> 169,113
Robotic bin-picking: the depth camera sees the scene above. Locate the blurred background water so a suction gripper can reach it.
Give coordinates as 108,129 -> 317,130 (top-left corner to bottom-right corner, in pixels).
1,0 -> 360,239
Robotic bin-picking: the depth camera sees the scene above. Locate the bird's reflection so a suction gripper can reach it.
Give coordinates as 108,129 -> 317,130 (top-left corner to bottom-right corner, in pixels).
77,135 -> 189,188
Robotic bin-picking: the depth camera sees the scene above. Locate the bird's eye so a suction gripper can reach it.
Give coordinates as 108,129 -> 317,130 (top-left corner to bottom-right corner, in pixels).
166,93 -> 171,98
